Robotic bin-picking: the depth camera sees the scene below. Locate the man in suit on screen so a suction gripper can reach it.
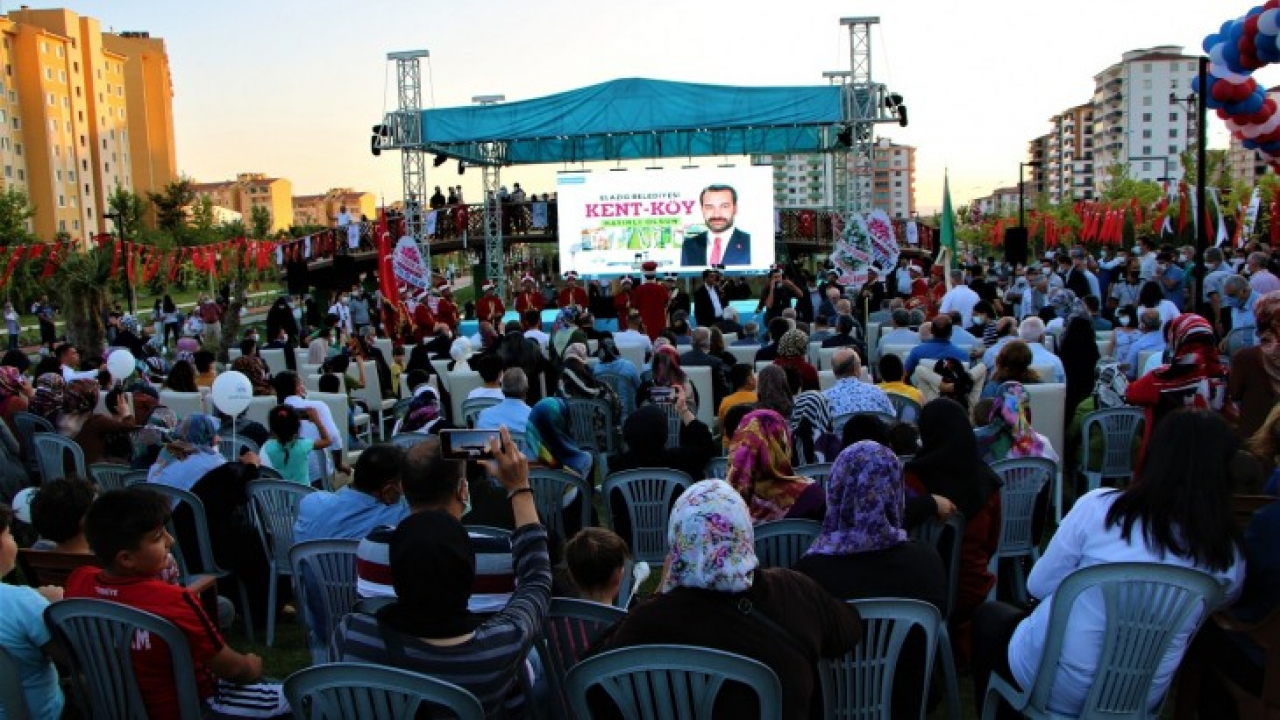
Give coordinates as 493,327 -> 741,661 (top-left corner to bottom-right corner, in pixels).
681,184 -> 751,268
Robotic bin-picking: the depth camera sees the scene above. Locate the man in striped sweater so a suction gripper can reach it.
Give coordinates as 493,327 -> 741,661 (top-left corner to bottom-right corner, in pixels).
334,429 -> 550,717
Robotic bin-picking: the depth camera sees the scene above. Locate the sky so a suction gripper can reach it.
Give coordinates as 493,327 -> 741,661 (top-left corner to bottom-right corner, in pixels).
23,0 -> 1274,214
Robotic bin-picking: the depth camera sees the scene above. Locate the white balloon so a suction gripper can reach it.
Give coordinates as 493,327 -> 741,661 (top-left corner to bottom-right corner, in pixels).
106,349 -> 135,381
211,371 -> 254,417
1260,9 -> 1280,36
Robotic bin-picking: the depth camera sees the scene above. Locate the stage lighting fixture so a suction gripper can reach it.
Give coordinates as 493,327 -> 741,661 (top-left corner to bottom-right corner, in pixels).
433,154 -> 448,167
836,126 -> 853,147
898,105 -> 909,127
457,162 -> 466,176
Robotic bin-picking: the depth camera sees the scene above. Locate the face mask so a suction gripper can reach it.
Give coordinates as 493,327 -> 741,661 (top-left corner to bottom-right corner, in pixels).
1117,314 -> 1130,325
974,315 -> 986,325
341,298 -> 349,305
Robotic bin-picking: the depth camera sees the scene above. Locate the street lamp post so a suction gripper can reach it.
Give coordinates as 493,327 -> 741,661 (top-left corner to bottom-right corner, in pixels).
1018,160 -> 1043,229
102,210 -> 133,313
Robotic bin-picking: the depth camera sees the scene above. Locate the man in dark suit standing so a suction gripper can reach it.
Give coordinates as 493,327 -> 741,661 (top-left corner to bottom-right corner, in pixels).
693,267 -> 727,328
681,185 -> 751,267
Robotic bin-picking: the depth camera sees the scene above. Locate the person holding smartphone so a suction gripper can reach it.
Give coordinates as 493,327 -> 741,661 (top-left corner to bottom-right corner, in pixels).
757,267 -> 801,324
333,427 -> 552,719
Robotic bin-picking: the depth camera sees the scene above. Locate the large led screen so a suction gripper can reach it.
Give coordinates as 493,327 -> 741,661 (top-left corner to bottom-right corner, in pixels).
556,165 -> 774,276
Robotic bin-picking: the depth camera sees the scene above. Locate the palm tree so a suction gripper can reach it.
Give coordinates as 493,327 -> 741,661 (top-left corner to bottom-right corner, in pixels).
51,246 -> 113,359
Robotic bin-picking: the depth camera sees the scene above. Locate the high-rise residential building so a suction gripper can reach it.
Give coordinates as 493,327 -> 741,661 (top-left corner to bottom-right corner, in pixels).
0,7 -> 176,242
191,172 -> 293,233
973,186 -> 1021,217
1089,46 -> 1199,191
1035,104 -> 1096,203
292,187 -> 376,227
1227,86 -> 1277,187
753,137 -> 916,218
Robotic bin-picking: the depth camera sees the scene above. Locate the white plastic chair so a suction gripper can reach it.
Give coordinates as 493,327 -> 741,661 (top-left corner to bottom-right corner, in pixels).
158,390 -> 205,420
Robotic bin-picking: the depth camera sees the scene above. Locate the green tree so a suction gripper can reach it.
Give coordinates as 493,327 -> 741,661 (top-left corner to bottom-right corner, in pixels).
249,206 -> 272,240
148,177 -> 196,243
51,245 -> 114,358
1099,163 -> 1163,205
0,187 -> 39,245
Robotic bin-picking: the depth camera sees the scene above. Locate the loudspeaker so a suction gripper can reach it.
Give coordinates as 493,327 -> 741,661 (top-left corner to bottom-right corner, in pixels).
1004,227 -> 1029,267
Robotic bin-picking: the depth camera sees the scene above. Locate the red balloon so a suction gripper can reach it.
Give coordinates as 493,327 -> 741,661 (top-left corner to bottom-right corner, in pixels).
1268,0 -> 1280,12
1213,80 -> 1234,102
1246,13 -> 1262,37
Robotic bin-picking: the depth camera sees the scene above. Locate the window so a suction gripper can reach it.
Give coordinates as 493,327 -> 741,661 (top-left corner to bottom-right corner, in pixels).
1142,113 -> 1152,122
1143,79 -> 1152,90
4,166 -> 10,179
73,61 -> 78,72
76,110 -> 82,122
55,169 -> 61,181
44,68 -> 51,80
1142,145 -> 1152,155
15,144 -> 21,156
1143,62 -> 1152,72
58,70 -> 65,83
40,42 -> 47,54
1169,145 -> 1179,154
46,93 -> 54,106
55,46 -> 63,58
1170,112 -> 1178,121
74,86 -> 80,98
84,183 -> 89,195
1170,128 -> 1179,137
58,220 -> 65,232
57,195 -> 64,208
62,96 -> 68,108
72,220 -> 78,230
1142,129 -> 1152,138
16,169 -> 23,180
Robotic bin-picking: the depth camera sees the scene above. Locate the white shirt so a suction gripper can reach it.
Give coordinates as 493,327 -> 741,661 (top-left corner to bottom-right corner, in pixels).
1025,340 -> 1067,383
1008,489 -> 1242,717
938,285 -> 980,327
61,365 -> 98,382
1139,252 -> 1158,281
523,329 -> 549,349
329,303 -> 352,334
283,395 -> 344,479
614,329 -> 653,353
707,286 -> 724,319
467,387 -> 505,401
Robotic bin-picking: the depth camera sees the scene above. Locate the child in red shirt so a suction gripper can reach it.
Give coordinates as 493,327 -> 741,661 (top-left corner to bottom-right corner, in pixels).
65,487 -> 288,719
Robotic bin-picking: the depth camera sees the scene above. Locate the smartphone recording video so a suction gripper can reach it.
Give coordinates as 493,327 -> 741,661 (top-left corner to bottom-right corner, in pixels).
440,429 -> 503,460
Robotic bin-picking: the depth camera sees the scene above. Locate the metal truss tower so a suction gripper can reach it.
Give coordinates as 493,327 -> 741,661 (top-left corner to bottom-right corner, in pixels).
842,17 -> 878,218
472,95 -> 507,299
387,50 -> 431,263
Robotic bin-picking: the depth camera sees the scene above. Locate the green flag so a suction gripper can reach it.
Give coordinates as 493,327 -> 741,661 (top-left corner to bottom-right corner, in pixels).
940,170 -> 956,252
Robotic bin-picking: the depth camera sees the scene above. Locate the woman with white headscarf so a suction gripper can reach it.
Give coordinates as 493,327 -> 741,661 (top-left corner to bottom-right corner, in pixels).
589,479 -> 861,718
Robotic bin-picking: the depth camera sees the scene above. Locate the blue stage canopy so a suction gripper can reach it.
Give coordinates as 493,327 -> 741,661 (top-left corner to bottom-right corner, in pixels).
418,77 -> 850,165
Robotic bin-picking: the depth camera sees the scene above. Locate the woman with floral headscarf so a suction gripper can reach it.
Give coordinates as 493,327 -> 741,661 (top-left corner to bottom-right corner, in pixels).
726,409 -> 822,523
1229,290 -> 1280,438
976,381 -> 1058,465
0,365 -> 30,438
590,479 -> 861,719
795,440 -> 947,719
549,305 -> 587,369
29,372 -> 65,425
789,391 -> 840,466
773,329 -> 819,391
393,383 -> 450,436
60,379 -> 138,465
1127,312 -> 1228,451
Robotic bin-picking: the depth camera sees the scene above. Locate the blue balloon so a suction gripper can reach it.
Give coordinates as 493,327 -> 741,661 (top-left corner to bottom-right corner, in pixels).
1259,140 -> 1280,155
1258,37 -> 1280,63
1245,138 -> 1260,150
1225,94 -> 1265,115
1204,32 -> 1223,54
1223,41 -> 1243,70
1251,5 -> 1266,16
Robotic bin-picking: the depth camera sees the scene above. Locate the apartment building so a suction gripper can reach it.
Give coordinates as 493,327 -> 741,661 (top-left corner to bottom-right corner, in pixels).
292,187 -> 376,227
0,8 -> 175,242
754,137 -> 916,218
1090,46 -> 1199,190
191,172 -> 293,234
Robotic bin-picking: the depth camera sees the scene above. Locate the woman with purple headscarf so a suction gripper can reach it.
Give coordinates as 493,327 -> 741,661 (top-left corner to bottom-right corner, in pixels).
795,440 -> 947,718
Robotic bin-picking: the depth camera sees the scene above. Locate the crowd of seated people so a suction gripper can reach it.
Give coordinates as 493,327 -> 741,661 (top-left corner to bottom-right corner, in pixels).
1,243 -> 1279,719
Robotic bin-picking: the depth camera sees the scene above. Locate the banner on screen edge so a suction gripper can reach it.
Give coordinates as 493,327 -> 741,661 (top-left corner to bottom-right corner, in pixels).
556,166 -> 775,276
